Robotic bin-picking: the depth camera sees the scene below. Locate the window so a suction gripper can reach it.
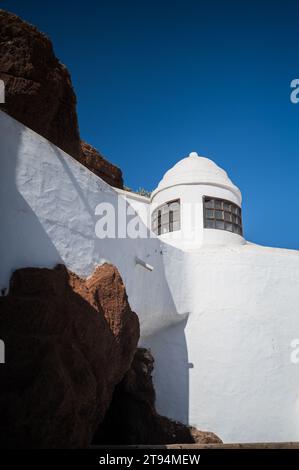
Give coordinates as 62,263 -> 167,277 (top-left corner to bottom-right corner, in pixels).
152,200 -> 180,235
203,196 -> 243,235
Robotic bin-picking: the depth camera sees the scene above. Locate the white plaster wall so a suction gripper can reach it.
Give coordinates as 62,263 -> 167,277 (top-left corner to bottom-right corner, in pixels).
114,188 -> 151,228
0,110 -> 182,336
186,244 -> 299,442
142,243 -> 299,442
2,110 -> 299,443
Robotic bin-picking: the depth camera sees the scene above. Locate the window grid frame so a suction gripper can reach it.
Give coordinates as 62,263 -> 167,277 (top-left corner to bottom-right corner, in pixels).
151,199 -> 181,235
203,196 -> 243,236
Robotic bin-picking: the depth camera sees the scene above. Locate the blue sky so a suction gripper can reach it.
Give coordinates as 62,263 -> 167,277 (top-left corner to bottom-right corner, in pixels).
4,0 -> 299,249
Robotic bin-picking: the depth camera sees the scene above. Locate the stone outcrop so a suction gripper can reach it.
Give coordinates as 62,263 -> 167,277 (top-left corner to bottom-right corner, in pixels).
0,263 -> 139,449
0,9 -> 123,188
80,141 -> 123,189
0,9 -> 81,159
94,348 -> 222,445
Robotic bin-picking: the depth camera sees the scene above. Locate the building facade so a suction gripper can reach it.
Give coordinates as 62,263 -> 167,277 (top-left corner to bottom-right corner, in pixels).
1,110 -> 299,442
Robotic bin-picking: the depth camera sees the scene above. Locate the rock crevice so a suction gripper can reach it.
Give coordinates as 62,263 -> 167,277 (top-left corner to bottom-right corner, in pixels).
94,348 -> 222,446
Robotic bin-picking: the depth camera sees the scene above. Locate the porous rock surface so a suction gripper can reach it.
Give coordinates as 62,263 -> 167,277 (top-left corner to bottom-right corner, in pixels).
0,9 -> 123,188
95,348 -> 222,445
80,141 -> 123,189
0,263 -> 139,448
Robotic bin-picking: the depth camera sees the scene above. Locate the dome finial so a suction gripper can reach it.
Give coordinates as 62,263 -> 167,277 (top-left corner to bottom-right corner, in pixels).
189,151 -> 199,158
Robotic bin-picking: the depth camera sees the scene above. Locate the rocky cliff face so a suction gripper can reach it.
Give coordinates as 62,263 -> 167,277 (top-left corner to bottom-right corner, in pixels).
0,264 -> 139,448
0,9 -> 81,159
80,141 -> 123,189
0,9 -> 123,188
94,348 -> 222,445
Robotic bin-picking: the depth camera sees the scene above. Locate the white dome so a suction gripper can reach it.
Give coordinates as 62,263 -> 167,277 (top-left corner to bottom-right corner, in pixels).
151,152 -> 241,200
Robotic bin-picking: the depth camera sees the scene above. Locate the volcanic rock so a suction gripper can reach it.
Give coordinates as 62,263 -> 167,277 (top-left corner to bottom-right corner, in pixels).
80,141 -> 123,189
94,348 -> 222,445
0,263 -> 139,448
0,9 -> 123,188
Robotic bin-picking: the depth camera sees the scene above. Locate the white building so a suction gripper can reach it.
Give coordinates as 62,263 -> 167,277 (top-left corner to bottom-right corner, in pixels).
1,109 -> 299,443
150,150 -> 243,249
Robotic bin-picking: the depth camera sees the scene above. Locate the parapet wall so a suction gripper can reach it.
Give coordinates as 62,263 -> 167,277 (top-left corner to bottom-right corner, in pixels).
0,110 -> 183,337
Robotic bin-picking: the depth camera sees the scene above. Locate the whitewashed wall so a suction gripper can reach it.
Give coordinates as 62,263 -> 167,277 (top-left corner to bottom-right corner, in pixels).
143,244 -> 299,442
0,111 -> 183,336
1,110 -> 299,443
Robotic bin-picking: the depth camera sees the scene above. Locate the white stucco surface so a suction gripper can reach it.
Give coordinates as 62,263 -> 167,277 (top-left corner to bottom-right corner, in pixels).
1,110 -> 299,443
143,243 -> 299,442
0,110 -> 182,336
151,151 -> 241,200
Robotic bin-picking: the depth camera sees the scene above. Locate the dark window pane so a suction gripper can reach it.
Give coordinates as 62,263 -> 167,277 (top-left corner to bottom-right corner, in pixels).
152,218 -> 158,229
169,210 -> 174,232
215,220 -> 225,229
203,196 -> 242,235
153,200 -> 180,234
205,219 -> 215,228
161,213 -> 169,224
168,201 -> 179,212
171,211 -> 180,222
205,199 -> 214,209
158,211 -> 161,233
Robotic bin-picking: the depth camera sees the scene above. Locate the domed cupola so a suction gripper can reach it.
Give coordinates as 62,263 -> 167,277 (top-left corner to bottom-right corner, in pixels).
152,152 -> 241,200
151,152 -> 244,248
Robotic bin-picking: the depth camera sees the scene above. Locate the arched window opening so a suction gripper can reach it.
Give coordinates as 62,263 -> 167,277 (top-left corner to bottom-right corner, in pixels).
203,196 -> 243,235
152,200 -> 180,235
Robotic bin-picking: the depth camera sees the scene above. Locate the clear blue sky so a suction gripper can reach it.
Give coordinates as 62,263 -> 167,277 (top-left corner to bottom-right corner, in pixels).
4,0 -> 299,249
